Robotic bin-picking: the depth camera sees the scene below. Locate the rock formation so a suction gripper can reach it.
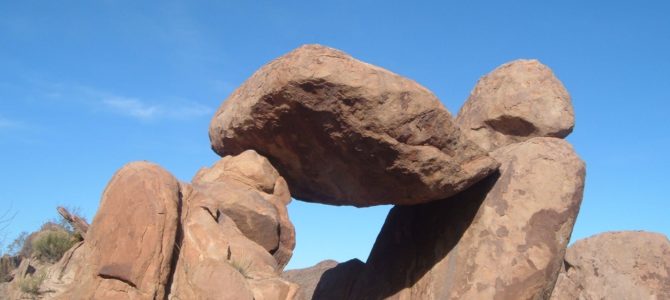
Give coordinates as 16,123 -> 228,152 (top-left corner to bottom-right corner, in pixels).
209,44 -> 498,206
2,151 -> 298,300
56,207 -> 89,239
550,231 -> 670,300
302,137 -> 586,299
61,162 -> 182,299
457,59 -> 574,152
281,260 -> 339,300
170,150 -> 298,299
4,44 -> 669,300
191,150 -> 296,269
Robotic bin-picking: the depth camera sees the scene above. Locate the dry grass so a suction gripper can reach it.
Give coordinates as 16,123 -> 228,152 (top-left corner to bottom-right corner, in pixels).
19,271 -> 46,295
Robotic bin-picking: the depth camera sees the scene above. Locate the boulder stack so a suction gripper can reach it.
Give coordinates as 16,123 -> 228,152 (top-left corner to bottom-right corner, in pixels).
23,152 -> 298,300
5,45 -> 668,300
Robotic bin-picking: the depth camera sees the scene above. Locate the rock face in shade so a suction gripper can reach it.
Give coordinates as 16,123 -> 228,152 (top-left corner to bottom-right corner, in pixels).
209,44 -> 499,206
281,260 -> 338,300
551,231 -> 670,300
344,137 -> 585,299
192,150 -> 296,269
457,59 -> 575,152
312,259 -> 365,300
61,162 -> 181,300
281,259 -> 365,300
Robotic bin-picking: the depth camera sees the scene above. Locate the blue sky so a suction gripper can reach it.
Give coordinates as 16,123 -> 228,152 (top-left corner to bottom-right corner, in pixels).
1,1 -> 668,269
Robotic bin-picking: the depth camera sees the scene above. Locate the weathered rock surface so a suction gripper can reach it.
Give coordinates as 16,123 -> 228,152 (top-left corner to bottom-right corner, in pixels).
457,59 -> 575,152
61,162 -> 181,300
192,149 -> 296,269
169,150 -> 298,300
209,44 -> 498,206
551,231 -> 670,300
0,154 -> 297,300
170,184 -> 289,300
335,137 -> 585,299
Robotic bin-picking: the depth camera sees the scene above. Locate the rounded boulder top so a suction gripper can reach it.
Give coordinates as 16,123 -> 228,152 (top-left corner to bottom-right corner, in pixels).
209,44 -> 499,206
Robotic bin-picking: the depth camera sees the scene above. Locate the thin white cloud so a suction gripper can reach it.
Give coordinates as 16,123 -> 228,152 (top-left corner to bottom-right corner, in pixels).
38,82 -> 213,121
102,96 -> 212,120
102,97 -> 161,120
0,117 -> 20,129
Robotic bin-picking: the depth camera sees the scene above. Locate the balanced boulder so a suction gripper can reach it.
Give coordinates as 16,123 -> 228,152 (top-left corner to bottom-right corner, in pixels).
457,59 -> 575,151
551,231 -> 670,300
209,44 -> 498,206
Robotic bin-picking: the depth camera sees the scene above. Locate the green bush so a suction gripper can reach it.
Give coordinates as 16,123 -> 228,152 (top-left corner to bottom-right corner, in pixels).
31,230 -> 76,263
18,271 -> 46,295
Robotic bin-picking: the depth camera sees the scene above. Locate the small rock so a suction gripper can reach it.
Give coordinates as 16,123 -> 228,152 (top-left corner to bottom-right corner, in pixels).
457,59 -> 575,151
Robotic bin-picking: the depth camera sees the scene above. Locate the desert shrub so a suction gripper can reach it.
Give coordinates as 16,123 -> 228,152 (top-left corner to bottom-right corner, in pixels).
31,230 -> 76,263
18,271 -> 46,295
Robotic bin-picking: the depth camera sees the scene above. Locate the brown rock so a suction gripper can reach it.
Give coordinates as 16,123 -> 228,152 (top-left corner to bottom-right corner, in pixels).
457,59 -> 575,152
193,150 -> 296,269
282,260 -> 338,300
209,44 -> 498,206
40,241 -> 87,297
249,277 -> 299,300
551,231 -> 670,300
168,188 -> 257,300
37,154 -> 296,300
312,259 -> 365,300
61,161 -> 181,300
348,137 -> 585,299
169,183 -> 296,300
197,182 -> 281,253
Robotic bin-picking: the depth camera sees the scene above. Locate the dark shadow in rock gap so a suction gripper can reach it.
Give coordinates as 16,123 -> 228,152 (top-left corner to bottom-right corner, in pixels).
312,171 -> 500,300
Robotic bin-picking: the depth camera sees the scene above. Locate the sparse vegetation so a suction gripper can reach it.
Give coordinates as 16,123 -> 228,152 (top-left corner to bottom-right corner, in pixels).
7,231 -> 29,258
31,230 -> 77,263
18,271 -> 46,296
229,259 -> 253,279
0,255 -> 19,282
1,207 -> 86,264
